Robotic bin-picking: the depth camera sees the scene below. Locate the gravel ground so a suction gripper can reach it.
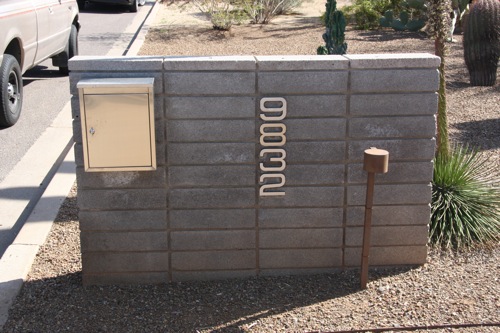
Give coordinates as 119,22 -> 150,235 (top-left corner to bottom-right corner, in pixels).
2,1 -> 499,332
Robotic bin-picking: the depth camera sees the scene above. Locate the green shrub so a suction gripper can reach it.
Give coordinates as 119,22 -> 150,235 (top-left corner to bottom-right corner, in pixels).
342,0 -> 394,30
379,0 -> 428,31
193,0 -> 247,30
430,146 -> 500,249
241,0 -> 304,24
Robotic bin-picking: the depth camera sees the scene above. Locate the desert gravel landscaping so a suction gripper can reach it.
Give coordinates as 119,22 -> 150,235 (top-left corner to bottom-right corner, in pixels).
2,0 -> 499,332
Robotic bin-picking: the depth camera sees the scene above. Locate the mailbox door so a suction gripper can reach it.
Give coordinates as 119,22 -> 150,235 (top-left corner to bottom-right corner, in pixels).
82,93 -> 153,170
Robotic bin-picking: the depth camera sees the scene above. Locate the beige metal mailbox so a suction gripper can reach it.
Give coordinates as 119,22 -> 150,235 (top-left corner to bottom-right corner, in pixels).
77,78 -> 156,172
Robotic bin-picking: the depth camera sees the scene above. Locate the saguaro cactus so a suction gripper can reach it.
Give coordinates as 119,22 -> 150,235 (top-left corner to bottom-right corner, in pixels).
463,0 -> 500,86
317,0 -> 347,55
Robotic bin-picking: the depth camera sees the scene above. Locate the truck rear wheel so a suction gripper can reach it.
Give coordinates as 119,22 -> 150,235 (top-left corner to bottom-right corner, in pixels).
58,24 -> 79,75
0,54 -> 23,128
130,0 -> 138,12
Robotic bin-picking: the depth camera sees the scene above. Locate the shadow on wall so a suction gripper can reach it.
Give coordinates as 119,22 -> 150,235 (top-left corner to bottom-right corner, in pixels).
2,266 -> 416,332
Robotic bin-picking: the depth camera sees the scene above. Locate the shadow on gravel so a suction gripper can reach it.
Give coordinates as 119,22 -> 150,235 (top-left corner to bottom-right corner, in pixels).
453,118 -> 500,151
3,265 -> 415,332
349,30 -> 428,42
1,187 -> 424,332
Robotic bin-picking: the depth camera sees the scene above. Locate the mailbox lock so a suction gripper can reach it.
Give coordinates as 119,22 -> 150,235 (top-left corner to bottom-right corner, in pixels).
89,127 -> 95,135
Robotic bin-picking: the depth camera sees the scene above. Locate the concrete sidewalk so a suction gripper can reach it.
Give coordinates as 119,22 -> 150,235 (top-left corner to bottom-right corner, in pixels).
0,0 -> 160,328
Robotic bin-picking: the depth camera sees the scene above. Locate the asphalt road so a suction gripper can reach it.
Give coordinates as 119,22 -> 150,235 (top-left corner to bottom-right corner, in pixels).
0,0 -> 156,256
0,1 -> 154,183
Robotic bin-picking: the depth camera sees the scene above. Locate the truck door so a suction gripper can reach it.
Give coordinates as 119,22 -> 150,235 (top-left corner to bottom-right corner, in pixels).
33,0 -> 71,64
0,0 -> 38,73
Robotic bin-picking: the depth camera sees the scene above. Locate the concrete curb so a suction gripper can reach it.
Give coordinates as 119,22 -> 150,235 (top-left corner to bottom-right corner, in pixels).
127,0 -> 161,56
0,144 -> 75,327
0,0 -> 158,328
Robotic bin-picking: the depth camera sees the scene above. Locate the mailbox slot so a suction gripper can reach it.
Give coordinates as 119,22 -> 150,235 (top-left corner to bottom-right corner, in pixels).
77,78 -> 156,172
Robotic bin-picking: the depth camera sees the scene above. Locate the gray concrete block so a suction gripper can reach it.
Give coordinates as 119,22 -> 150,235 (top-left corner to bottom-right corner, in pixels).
286,142 -> 346,163
73,119 -> 82,143
78,188 -> 167,210
349,116 -> 436,138
153,95 -> 165,120
169,165 -> 255,187
260,267 -> 340,276
74,143 -> 84,167
171,230 -> 255,250
172,270 -> 256,281
164,55 -> 256,71
79,210 -> 167,231
259,186 -> 344,207
351,69 -> 439,93
69,75 -> 80,95
71,55 -> 444,282
171,250 -> 256,270
256,55 -> 348,71
166,96 -> 256,119
167,143 -> 255,165
170,209 -> 256,229
345,53 -> 440,69
280,95 -> 347,118
347,184 -> 431,206
345,225 -> 429,247
344,245 -> 427,266
167,120 -> 255,142
260,249 -> 342,268
71,96 -> 81,120
165,72 -> 256,95
285,164 -> 345,185
284,118 -> 346,140
82,252 -> 169,273
83,272 -> 168,285
350,93 -> 438,116
81,231 -> 168,252
346,205 -> 431,226
348,161 -> 434,184
154,111 -> 166,143
260,228 -> 343,248
170,188 -> 255,209
156,142 -> 167,167
69,55 -> 164,72
77,167 -> 167,188
348,139 -> 436,162
259,208 -> 343,228
258,72 -> 348,94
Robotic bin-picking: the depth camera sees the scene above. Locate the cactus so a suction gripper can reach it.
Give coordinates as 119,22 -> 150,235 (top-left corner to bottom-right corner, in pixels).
379,0 -> 427,32
317,0 -> 347,55
463,0 -> 500,86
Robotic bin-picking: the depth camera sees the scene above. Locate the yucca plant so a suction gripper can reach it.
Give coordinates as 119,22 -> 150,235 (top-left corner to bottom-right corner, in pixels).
430,146 -> 500,249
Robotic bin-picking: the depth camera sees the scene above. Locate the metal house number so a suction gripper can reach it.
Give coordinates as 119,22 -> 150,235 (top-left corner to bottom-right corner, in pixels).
259,97 -> 287,197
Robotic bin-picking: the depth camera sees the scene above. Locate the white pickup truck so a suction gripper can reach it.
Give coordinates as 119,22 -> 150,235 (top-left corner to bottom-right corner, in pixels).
0,0 -> 80,127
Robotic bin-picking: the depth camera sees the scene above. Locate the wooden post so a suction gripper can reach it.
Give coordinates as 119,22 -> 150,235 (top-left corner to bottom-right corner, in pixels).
360,147 -> 389,289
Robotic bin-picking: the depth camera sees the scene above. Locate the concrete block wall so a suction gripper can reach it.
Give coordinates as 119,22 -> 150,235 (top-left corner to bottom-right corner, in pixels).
69,53 -> 440,284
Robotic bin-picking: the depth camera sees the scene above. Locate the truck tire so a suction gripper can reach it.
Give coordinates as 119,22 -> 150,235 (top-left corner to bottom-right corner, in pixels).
130,0 -> 138,12
0,54 -> 23,128
58,24 -> 79,75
